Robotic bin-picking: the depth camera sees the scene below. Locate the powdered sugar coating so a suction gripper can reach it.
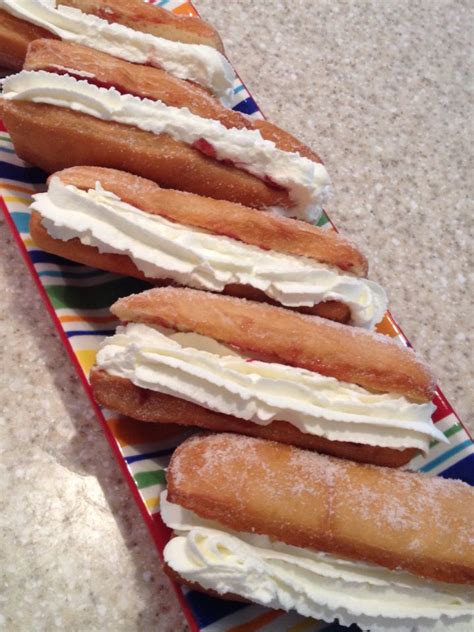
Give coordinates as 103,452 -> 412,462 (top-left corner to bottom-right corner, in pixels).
111,287 -> 436,401
168,433 -> 474,584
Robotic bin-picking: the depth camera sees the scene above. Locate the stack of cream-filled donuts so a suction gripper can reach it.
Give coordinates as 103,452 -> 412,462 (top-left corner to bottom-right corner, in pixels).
1,2 -> 472,630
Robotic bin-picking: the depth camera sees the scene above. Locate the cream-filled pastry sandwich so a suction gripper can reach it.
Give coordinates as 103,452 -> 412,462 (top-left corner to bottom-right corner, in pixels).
161,433 -> 474,631
89,287 -> 445,467
0,0 -> 233,101
30,166 -> 386,326
0,40 -> 329,222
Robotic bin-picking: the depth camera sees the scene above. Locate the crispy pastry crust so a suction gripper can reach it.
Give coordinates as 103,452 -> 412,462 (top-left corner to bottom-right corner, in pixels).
0,99 -> 292,210
3,39 -> 324,212
0,9 -> 55,71
167,433 -> 474,584
89,369 -> 416,467
24,39 -> 320,162
30,213 -> 349,323
43,165 -> 366,273
59,0 -> 225,52
0,0 -> 223,71
111,287 -> 434,402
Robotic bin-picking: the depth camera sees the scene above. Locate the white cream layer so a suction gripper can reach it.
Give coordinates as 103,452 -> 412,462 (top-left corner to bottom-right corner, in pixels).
161,492 -> 474,632
32,178 -> 386,328
0,0 -> 235,101
95,323 -> 443,451
3,70 -> 330,223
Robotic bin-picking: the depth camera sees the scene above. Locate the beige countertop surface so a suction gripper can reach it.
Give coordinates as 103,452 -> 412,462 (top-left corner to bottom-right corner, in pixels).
0,1 -> 472,630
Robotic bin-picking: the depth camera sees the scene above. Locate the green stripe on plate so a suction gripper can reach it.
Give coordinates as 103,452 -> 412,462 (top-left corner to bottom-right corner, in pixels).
45,278 -> 151,309
134,470 -> 167,489
316,213 -> 330,227
429,423 -> 463,448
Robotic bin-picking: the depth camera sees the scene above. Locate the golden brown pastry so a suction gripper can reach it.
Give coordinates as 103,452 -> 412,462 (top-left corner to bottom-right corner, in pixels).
161,434 -> 474,630
30,166 -> 384,325
0,8 -> 56,71
23,39 -> 319,161
1,40 -> 330,222
59,0 -> 224,51
109,287 -> 432,401
89,288 -> 442,467
166,433 -> 474,584
0,0 -> 223,72
1,100 -> 290,210
90,369 -> 415,468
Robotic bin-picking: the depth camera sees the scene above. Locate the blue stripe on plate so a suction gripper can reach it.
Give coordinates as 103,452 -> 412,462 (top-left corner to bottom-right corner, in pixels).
0,161 -> 46,184
232,96 -> 259,115
66,330 -> 115,338
185,590 -> 247,628
38,269 -> 106,279
0,147 -> 17,155
419,440 -> 472,473
124,448 -> 175,464
10,211 -> 30,233
439,453 -> 474,485
233,84 -> 245,94
28,250 -> 82,266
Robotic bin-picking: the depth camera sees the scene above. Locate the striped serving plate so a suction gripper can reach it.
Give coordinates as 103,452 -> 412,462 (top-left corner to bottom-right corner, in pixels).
1,1 -> 472,631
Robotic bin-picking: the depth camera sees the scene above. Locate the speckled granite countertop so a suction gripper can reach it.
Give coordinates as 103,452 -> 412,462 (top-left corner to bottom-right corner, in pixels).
0,1 -> 472,630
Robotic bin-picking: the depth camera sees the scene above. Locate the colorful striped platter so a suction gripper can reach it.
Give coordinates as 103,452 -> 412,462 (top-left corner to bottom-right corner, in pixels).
1,1 -> 473,631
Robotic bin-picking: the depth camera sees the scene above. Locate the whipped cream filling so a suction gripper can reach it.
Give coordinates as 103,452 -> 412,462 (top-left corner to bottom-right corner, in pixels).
3,70 -> 330,223
0,0 -> 235,101
32,178 -> 386,328
95,323 -> 443,451
161,492 -> 473,632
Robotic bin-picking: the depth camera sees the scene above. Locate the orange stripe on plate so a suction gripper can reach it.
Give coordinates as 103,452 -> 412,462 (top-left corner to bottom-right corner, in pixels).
60,314 -> 118,324
227,610 -> 283,632
0,183 -> 35,195
375,314 -> 399,337
108,417 -> 185,448
172,2 -> 197,17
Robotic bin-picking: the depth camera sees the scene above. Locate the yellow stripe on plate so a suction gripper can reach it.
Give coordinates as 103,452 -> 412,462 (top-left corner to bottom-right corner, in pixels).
145,496 -> 161,512
3,195 -> 33,205
75,349 -> 97,375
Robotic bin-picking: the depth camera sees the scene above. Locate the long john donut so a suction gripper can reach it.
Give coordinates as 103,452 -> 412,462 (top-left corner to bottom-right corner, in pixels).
59,0 -> 225,51
23,39 -> 319,162
166,433 -> 474,585
109,287 -> 433,401
0,40 -> 328,220
29,165 -> 378,323
89,288 -> 438,467
0,0 -> 224,71
90,368 -> 416,467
